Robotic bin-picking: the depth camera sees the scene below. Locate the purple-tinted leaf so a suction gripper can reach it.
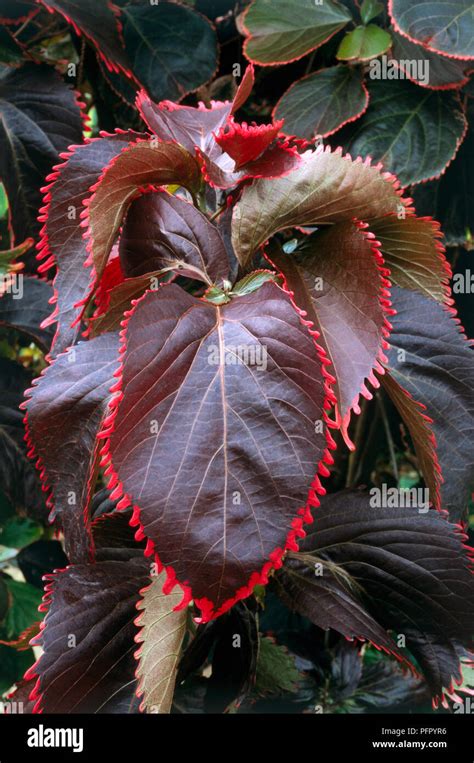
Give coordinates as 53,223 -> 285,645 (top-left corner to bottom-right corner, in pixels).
89,271 -> 173,337
38,0 -> 132,76
0,277 -> 54,351
136,94 -> 231,156
268,222 -> 391,439
387,286 -> 474,521
23,333 -> 120,563
389,0 -> 474,59
390,28 -> 472,89
274,65 -> 369,140
121,2 -> 218,103
273,553 -> 405,661
232,146 -> 411,267
279,489 -> 474,698
119,190 -> 230,284
25,555 -> 147,713
0,63 -> 83,245
381,372 -> 442,511
0,359 -> 46,520
102,282 -> 331,620
84,138 -> 202,289
38,130 -> 142,358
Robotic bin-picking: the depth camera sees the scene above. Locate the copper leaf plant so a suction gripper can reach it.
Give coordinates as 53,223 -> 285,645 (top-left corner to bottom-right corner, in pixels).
0,0 -> 473,716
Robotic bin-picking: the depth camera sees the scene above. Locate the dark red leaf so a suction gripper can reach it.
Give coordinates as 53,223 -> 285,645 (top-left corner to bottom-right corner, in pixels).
215,118 -> 284,170
267,222 -> 393,446
387,286 -> 474,521
23,333 -> 121,563
0,277 -> 54,351
38,130 -> 142,358
38,0 -> 133,77
0,63 -> 83,246
118,190 -> 230,284
101,281 -> 335,620
278,489 -> 474,699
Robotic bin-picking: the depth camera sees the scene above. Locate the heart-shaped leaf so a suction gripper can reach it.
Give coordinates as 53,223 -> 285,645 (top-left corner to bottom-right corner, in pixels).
0,277 -> 54,351
101,281 -> 332,620
38,0 -> 132,76
232,146 -> 410,267
135,571 -> 187,714
23,333 -> 120,563
390,28 -> 472,89
268,222 -> 391,437
242,0 -> 352,65
389,0 -> 474,60
277,489 -> 474,698
387,286 -> 474,521
38,130 -> 142,358
337,24 -> 392,61
345,79 -> 467,186
119,190 -> 230,284
0,62 -> 83,244
121,2 -> 218,102
274,65 -> 369,140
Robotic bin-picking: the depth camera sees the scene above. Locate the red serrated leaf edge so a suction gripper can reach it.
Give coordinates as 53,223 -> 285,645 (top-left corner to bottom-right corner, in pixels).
36,128 -> 135,362
36,0 -> 139,83
94,279 -> 337,624
22,512 -> 474,711
19,341 -> 102,562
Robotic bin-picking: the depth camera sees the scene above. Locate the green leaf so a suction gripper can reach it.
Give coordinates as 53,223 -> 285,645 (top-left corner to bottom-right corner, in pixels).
242,0 -> 351,65
0,517 -> 42,550
0,577 -> 8,622
360,0 -> 384,24
274,64 -> 369,140
3,579 -> 42,640
337,24 -> 392,61
0,644 -> 35,693
254,637 -> 300,696
122,3 -> 218,102
345,79 -> 467,186
231,270 -> 282,296
135,572 -> 187,714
